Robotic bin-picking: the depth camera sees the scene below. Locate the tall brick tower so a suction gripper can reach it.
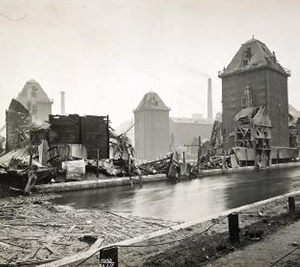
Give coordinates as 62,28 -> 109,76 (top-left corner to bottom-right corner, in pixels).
134,91 -> 170,160
218,37 -> 290,147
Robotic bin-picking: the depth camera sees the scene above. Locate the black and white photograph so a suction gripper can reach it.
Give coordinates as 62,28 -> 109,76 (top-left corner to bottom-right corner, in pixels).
1,0 -> 300,266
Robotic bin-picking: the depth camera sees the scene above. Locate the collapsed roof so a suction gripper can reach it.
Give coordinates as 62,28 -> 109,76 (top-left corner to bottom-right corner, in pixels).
235,106 -> 272,128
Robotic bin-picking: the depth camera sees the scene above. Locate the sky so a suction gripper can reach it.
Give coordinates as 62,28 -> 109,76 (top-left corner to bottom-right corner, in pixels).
0,0 -> 300,130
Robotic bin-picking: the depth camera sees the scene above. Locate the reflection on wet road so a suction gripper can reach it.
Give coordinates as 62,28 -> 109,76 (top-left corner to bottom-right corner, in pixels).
54,167 -> 300,222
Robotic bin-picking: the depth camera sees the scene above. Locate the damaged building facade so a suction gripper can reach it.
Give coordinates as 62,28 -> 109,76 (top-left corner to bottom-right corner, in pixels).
219,37 -> 290,148
48,114 -> 109,161
5,79 -> 53,152
5,99 -> 32,152
218,37 -> 299,166
1,79 -> 112,195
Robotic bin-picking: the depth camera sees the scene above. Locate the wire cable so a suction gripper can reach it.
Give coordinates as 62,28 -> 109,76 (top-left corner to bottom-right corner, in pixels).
268,246 -> 299,267
74,215 -> 228,266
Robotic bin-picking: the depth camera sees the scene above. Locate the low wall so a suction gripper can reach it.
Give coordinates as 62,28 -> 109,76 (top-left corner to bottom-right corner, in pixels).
34,174 -> 166,193
34,161 -> 300,194
202,161 -> 300,176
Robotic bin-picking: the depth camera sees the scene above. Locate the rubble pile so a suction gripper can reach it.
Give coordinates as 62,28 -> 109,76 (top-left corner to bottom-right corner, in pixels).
0,145 -> 57,198
0,111 -> 141,196
198,155 -> 231,170
137,154 -> 174,175
0,195 -> 180,266
88,129 -> 173,178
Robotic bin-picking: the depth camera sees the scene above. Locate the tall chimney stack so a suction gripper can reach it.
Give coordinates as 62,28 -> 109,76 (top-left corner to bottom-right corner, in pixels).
60,91 -> 65,115
207,78 -> 213,120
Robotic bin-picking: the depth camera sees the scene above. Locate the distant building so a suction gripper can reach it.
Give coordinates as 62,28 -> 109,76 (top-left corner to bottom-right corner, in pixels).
134,92 -> 170,160
219,37 -> 290,147
16,79 -> 52,124
169,114 -> 213,155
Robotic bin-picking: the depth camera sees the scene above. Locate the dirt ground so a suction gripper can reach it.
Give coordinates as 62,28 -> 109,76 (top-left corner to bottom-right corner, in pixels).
0,194 -> 180,266
66,194 -> 300,267
116,195 -> 300,267
205,218 -> 300,267
1,193 -> 300,267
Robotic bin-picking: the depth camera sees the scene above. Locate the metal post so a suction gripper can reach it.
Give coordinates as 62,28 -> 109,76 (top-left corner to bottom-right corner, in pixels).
254,139 -> 259,170
96,149 -> 99,178
228,213 -> 240,244
29,142 -> 33,166
182,151 -> 185,163
288,196 -> 296,218
197,136 -> 202,177
197,136 -> 202,164
106,115 -> 110,159
29,153 -> 33,167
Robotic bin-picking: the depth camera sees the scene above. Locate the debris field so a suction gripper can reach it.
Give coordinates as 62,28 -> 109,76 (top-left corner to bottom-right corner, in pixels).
0,194 -> 180,266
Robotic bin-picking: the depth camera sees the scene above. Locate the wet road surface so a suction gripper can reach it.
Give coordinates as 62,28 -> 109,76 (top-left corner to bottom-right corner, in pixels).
54,167 -> 300,222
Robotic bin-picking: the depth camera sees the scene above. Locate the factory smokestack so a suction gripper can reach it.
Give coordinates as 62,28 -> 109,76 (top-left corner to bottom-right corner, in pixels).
60,91 -> 65,115
207,78 -> 213,120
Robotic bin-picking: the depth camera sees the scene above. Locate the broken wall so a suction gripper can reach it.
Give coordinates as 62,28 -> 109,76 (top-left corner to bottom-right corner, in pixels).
48,114 -> 109,159
5,99 -> 32,152
81,115 -> 109,158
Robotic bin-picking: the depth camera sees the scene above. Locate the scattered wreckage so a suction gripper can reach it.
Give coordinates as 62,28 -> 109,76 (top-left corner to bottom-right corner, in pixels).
1,95 -> 300,197
0,99 -> 177,196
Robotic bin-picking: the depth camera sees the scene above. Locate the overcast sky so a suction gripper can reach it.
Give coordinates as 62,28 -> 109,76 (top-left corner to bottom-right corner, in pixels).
0,0 -> 300,129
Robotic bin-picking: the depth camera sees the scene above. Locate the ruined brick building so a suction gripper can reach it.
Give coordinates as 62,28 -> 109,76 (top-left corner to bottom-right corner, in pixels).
219,37 -> 290,147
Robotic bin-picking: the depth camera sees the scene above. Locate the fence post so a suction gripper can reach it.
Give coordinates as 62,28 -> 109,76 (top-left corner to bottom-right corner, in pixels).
228,213 -> 240,244
288,196 -> 296,218
100,247 -> 118,267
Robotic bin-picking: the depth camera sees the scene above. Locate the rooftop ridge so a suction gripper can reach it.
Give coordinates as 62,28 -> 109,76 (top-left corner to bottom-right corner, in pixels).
219,38 -> 290,77
134,91 -> 170,112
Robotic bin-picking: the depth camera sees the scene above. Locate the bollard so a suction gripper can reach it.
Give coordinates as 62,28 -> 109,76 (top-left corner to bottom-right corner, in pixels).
288,196 -> 296,218
228,213 -> 240,245
100,247 -> 118,267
